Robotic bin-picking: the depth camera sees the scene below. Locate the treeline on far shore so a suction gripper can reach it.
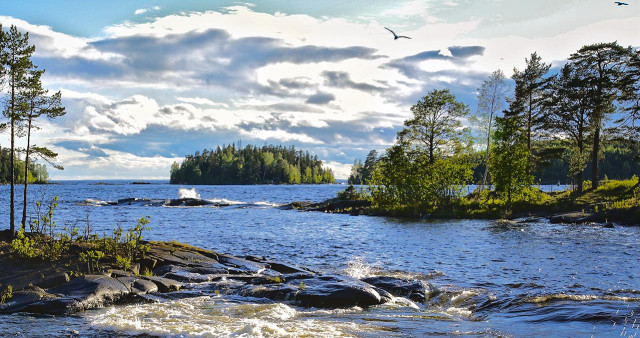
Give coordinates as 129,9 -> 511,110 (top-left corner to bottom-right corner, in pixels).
0,147 -> 49,184
170,144 -> 336,185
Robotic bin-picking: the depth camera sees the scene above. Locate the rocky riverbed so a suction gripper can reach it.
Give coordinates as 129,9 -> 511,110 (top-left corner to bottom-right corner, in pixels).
0,239 -> 435,316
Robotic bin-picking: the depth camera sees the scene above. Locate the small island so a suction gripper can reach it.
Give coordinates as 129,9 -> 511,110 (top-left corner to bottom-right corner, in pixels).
170,144 -> 336,185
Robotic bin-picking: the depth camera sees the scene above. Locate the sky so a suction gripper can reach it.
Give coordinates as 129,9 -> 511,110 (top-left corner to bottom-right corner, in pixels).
0,0 -> 638,180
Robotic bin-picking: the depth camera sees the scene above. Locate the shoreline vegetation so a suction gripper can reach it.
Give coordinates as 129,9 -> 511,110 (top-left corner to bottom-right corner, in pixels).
288,178 -> 640,226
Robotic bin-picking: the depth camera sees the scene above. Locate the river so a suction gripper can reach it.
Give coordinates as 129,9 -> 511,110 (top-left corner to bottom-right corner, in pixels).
0,181 -> 638,337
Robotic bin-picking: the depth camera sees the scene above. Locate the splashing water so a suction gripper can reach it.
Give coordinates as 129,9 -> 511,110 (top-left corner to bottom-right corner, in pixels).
178,188 -> 201,199
344,257 -> 374,279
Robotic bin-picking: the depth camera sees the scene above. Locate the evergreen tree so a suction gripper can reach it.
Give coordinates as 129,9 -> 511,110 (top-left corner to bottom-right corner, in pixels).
2,25 -> 35,234
568,42 -> 632,189
18,68 -> 65,229
544,63 -> 593,194
508,52 -> 552,172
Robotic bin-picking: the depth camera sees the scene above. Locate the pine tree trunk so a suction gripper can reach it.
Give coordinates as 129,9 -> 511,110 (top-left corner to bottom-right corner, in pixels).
9,72 -> 15,236
21,116 -> 33,231
591,126 -> 601,189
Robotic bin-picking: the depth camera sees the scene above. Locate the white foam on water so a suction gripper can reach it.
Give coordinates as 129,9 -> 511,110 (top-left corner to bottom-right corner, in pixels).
254,201 -> 281,207
344,257 -> 374,279
86,296 -> 377,337
206,198 -> 245,205
82,199 -> 110,206
178,188 -> 201,199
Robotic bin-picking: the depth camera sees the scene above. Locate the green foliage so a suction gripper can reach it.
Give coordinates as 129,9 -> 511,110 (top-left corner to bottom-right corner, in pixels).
142,268 -> 154,277
79,250 -> 105,274
115,255 -> 132,270
11,229 -> 37,259
170,144 -> 335,185
337,184 -> 366,200
29,195 -> 58,236
398,89 -> 470,163
366,89 -> 473,216
0,148 -> 50,184
0,284 -> 13,305
490,115 -> 533,207
348,150 -> 379,185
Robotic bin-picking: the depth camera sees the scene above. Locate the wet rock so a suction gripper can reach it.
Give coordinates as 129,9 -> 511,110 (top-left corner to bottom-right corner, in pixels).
603,222 -> 615,228
217,254 -> 267,274
239,283 -> 298,301
166,198 -> 218,207
0,286 -> 52,313
4,275 -> 136,315
294,275 -> 383,308
139,276 -> 182,292
549,212 -> 598,224
36,272 -> 70,289
116,277 -> 158,294
361,276 -> 435,303
108,269 -> 134,278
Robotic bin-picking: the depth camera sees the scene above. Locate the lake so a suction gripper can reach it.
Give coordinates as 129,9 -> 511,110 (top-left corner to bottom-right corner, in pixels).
0,181 -> 638,337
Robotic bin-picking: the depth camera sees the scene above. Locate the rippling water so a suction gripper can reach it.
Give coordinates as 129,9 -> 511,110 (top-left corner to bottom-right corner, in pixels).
0,181 -> 638,337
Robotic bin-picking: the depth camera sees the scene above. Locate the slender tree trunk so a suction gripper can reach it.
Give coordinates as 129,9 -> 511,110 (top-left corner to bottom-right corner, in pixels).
480,110 -> 495,192
591,125 -> 601,189
21,115 -> 32,231
9,71 -> 16,235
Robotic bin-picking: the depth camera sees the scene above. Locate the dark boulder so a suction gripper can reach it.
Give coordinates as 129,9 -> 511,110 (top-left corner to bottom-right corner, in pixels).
294,275 -> 383,308
139,276 -> 182,292
361,276 -> 435,303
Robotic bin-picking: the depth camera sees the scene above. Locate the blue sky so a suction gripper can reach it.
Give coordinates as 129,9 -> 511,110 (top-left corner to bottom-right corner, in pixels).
1,1 -> 638,179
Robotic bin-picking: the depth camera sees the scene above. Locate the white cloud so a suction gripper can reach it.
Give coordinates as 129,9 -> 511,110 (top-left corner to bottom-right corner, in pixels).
135,6 -> 161,15
0,16 -> 123,61
176,97 -> 229,108
323,161 -> 353,180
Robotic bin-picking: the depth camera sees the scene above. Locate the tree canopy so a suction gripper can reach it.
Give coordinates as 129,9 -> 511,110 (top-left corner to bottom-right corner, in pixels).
170,144 -> 336,185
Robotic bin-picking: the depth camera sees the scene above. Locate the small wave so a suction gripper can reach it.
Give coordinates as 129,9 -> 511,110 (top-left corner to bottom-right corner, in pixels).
178,188 -> 200,199
526,293 -> 640,304
205,198 -> 245,205
254,201 -> 281,207
80,199 -> 114,206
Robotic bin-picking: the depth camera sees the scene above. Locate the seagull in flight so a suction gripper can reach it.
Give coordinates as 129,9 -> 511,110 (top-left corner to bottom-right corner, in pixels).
384,27 -> 411,40
614,1 -> 629,5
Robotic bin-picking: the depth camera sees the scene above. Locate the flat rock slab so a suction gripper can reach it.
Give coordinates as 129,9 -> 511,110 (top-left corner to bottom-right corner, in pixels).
549,212 -> 597,224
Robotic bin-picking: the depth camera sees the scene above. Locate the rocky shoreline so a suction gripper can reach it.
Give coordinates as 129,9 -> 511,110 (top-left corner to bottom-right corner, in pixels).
0,239 -> 435,316
283,198 -> 638,226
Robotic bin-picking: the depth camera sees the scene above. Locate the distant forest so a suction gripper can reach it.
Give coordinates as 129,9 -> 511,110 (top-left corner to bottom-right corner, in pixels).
0,147 -> 49,184
170,144 -> 336,185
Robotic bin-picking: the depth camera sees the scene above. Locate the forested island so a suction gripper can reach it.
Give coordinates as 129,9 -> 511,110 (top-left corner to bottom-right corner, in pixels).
170,144 -> 336,185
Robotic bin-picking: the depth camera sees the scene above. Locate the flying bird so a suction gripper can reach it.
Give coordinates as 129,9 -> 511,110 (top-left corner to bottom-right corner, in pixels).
614,1 -> 629,5
384,27 -> 411,40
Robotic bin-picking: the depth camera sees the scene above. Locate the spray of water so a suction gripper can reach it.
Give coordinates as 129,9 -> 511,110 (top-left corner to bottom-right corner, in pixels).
178,188 -> 201,199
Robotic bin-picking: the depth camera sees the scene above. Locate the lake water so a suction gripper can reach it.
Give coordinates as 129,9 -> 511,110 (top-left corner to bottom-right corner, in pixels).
0,181 -> 638,337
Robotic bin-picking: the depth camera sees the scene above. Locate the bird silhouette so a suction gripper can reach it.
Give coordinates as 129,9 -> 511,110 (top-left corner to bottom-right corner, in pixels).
614,1 -> 629,5
384,27 -> 411,40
